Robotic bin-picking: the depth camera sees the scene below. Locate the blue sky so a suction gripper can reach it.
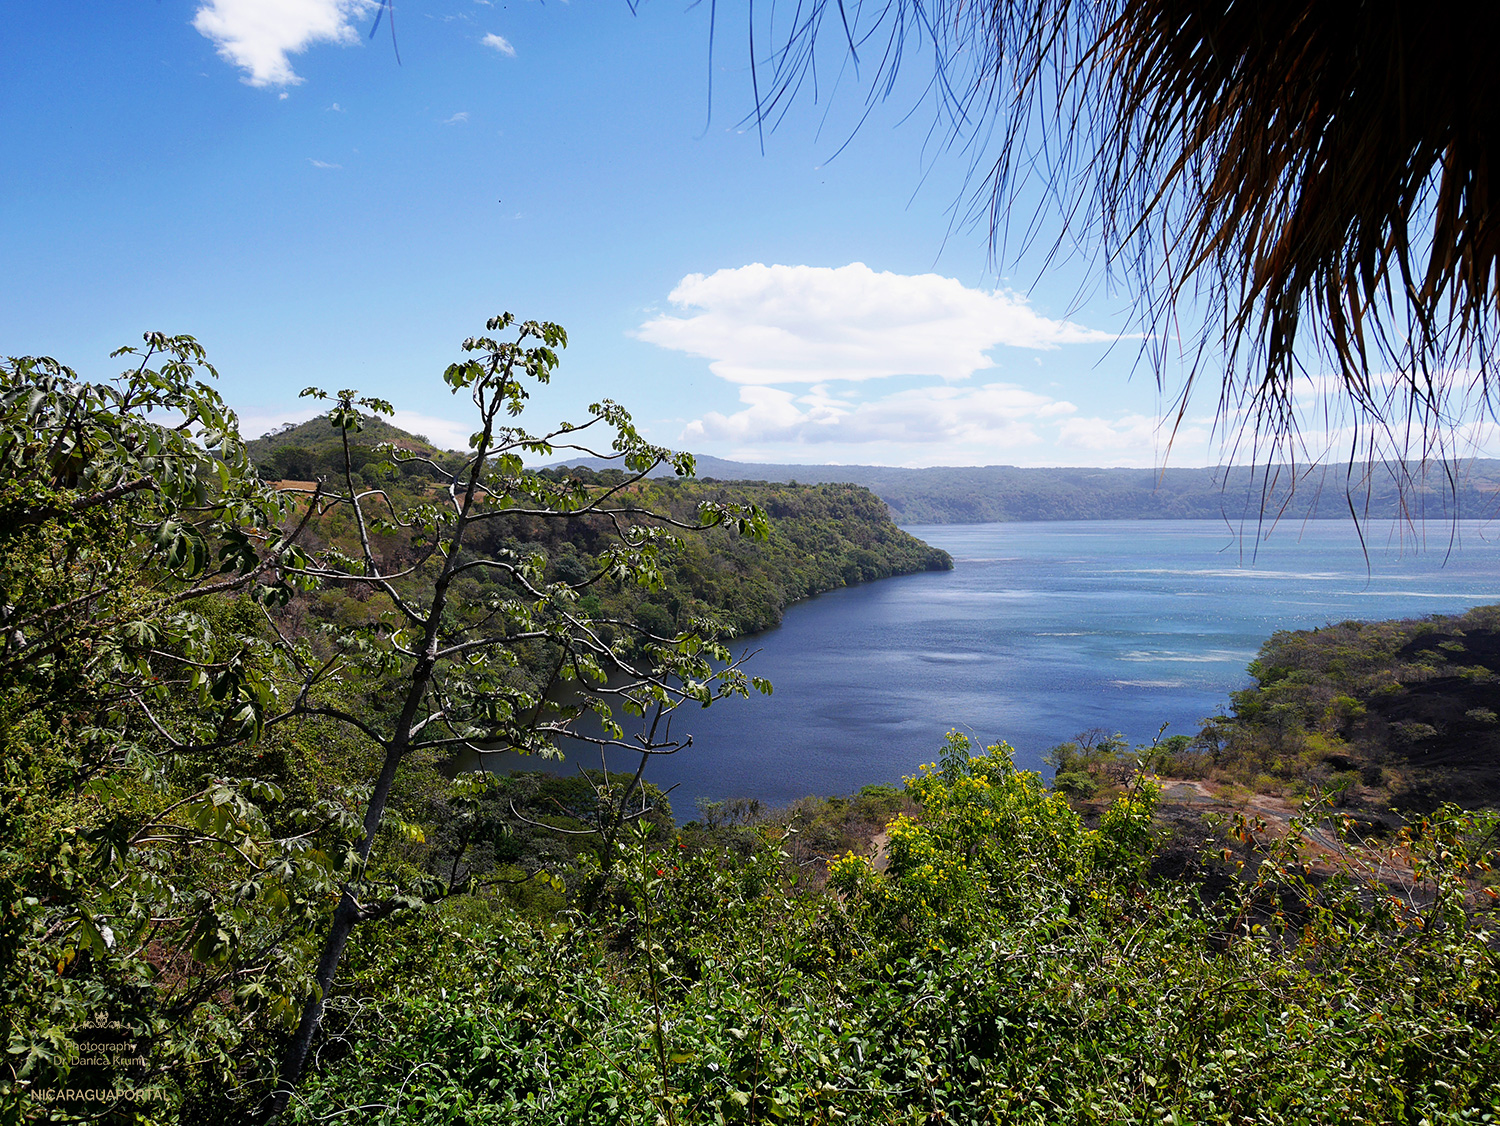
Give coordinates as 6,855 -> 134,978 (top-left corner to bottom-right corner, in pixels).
5,1 -> 1476,469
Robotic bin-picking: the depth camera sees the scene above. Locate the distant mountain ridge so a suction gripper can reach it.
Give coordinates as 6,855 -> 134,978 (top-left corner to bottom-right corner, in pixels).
247,417 -> 1500,525
553,454 -> 1500,525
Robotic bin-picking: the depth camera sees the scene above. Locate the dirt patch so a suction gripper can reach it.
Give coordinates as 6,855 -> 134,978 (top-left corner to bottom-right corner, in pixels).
1152,776 -> 1412,886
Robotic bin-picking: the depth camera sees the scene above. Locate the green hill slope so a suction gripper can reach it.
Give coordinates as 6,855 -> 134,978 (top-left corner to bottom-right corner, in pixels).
1201,604 -> 1500,814
247,415 -> 448,481
245,416 -> 951,638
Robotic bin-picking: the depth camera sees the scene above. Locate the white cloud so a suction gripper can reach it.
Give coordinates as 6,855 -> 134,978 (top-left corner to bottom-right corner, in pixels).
481,33 -> 516,57
194,0 -> 373,87
237,407 -> 322,440
1052,412 -> 1217,465
684,382 -> 1072,450
638,263 -> 1116,386
1056,413 -> 1164,453
444,111 -> 470,124
682,397 -> 1227,467
308,158 -> 341,169
387,410 -> 477,452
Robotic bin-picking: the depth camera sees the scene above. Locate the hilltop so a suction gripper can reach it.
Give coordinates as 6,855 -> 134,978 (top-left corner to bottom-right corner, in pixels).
1201,604 -> 1500,815
247,414 -> 450,481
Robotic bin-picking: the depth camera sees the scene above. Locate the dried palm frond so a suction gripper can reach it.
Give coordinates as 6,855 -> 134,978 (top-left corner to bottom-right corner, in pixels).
745,0 -> 1500,467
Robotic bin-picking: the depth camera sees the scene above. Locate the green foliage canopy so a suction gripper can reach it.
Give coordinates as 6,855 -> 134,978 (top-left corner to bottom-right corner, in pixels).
294,734 -> 1500,1124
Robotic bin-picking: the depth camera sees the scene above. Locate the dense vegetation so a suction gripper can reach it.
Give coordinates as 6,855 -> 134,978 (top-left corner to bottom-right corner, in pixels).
1,339 -> 338,1120
0,321 -> 779,1118
294,735 -> 1500,1125
628,455 -> 1500,526
1188,606 -> 1500,814
250,419 -> 951,640
4,331 -> 1498,1125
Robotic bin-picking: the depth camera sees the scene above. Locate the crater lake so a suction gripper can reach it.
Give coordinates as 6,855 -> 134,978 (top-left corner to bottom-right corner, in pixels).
480,519 -> 1500,819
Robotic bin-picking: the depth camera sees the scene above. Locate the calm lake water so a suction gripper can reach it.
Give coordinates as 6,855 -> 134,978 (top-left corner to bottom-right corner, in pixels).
483,520 -> 1500,820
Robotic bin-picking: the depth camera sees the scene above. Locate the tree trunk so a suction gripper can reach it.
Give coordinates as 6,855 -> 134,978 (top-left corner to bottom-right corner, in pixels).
266,739 -> 406,1120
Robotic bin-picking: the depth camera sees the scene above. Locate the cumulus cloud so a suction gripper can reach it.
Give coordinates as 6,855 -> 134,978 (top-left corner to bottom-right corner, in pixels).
1052,412 -> 1221,465
482,33 -> 516,56
684,382 -> 1074,449
682,393 -> 1227,466
194,0 -> 374,87
386,410 -> 478,452
639,262 -> 1194,464
638,263 -> 1115,385
1056,413 -> 1166,453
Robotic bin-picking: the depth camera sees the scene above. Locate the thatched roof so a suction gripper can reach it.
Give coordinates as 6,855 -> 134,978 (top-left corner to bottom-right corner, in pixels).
752,0 -> 1500,462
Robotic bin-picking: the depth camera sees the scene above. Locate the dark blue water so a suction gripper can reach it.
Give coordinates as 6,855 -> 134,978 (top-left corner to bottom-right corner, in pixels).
480,520 -> 1500,820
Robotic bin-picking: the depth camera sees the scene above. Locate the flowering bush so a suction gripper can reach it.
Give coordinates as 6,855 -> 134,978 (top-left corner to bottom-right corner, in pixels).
292,733 -> 1500,1125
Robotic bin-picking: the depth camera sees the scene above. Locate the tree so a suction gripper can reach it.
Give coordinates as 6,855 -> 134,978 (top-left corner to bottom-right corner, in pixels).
258,314 -> 769,1115
0,319 -> 770,1120
1,336 -> 347,1110
739,1 -> 1498,471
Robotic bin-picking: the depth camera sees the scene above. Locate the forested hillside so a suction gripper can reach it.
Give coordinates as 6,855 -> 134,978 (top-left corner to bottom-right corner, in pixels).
249,417 -> 952,640
1036,604 -> 1500,836
1195,605 -> 1500,814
